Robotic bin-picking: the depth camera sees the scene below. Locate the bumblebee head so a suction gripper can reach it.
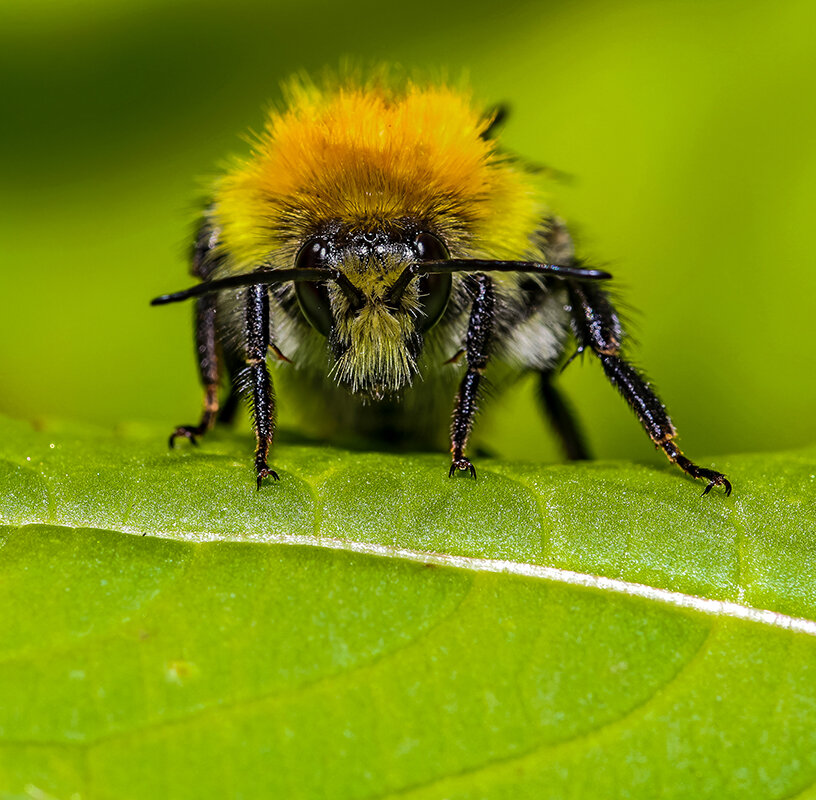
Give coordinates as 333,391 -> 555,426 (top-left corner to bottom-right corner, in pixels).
151,241 -> 610,399
292,224 -> 452,398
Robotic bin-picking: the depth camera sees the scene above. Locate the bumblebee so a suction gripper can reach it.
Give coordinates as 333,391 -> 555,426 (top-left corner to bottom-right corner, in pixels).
152,72 -> 731,496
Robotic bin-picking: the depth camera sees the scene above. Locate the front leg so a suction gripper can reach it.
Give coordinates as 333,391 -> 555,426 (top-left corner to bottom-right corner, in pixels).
450,274 -> 494,478
567,281 -> 731,496
239,284 -> 279,489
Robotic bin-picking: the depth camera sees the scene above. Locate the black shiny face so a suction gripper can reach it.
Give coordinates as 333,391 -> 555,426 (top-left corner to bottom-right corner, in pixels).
293,227 -> 452,336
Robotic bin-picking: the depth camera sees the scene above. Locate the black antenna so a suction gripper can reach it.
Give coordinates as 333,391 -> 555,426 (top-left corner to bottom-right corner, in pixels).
387,259 -> 612,303
152,260 -> 611,307
151,268 -> 343,306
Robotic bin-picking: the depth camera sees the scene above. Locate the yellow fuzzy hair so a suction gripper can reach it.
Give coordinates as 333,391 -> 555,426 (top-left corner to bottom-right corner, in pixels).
214,72 -> 547,271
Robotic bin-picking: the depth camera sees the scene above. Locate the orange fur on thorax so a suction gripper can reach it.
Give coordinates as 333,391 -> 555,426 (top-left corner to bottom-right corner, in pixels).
215,78 -> 545,271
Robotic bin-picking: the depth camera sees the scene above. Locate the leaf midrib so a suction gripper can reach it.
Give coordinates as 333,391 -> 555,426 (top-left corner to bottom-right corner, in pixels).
7,521 -> 816,636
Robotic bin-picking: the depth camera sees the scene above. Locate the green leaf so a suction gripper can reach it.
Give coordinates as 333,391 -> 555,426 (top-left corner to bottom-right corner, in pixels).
1,414 -> 815,799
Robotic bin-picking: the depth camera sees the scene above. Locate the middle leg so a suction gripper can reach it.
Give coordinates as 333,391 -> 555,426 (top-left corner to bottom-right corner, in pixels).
567,281 -> 731,495
169,294 -> 221,447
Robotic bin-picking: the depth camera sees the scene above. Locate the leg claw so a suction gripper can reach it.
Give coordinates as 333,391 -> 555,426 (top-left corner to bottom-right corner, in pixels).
449,457 -> 477,479
169,426 -> 202,448
700,472 -> 732,497
256,466 -> 280,490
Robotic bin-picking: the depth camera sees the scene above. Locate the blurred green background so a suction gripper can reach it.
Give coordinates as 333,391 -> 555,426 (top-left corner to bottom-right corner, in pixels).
1,0 -> 814,465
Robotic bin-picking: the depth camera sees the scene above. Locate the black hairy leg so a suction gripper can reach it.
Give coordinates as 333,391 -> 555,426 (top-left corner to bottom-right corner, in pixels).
169,212 -> 225,447
449,274 -> 494,479
213,339 -> 272,427
597,354 -> 731,495
567,281 -> 731,496
169,294 -> 220,447
538,370 -> 590,461
239,284 -> 279,489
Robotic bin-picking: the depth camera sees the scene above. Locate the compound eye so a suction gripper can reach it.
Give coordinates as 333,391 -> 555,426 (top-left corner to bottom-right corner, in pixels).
414,232 -> 449,262
416,273 -> 452,332
414,233 -> 451,332
294,239 -> 333,336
